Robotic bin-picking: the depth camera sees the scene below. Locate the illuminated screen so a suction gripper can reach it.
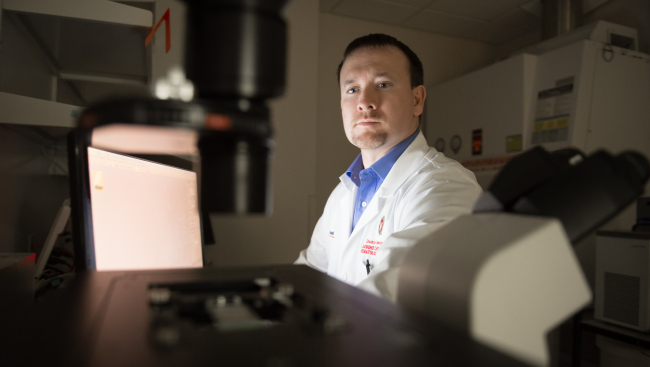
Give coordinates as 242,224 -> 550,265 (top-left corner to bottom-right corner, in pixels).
87,147 -> 202,271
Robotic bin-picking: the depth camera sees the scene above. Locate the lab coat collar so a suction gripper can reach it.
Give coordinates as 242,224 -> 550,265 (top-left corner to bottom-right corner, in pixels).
345,154 -> 364,187
377,131 -> 430,198
340,172 -> 357,193
345,132 -> 431,239
339,131 -> 429,195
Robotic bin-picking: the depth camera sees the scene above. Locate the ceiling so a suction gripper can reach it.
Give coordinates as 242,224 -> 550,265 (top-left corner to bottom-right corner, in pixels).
319,0 -> 608,44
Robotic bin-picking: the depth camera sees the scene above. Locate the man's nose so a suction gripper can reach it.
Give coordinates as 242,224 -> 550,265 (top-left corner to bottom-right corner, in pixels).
357,89 -> 378,111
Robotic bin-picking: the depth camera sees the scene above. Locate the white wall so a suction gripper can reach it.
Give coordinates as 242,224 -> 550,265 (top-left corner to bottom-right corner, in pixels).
315,13 -> 496,218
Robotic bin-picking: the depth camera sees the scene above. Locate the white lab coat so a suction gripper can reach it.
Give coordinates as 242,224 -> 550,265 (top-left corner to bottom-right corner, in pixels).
296,132 -> 482,301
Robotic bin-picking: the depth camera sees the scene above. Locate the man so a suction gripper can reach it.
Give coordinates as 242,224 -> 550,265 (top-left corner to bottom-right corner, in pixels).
296,34 -> 481,301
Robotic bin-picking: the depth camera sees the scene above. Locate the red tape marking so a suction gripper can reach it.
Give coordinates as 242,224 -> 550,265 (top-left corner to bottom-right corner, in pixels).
145,8 -> 171,53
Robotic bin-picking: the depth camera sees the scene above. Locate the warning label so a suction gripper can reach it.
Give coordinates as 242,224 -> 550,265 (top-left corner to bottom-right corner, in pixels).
533,84 -> 573,144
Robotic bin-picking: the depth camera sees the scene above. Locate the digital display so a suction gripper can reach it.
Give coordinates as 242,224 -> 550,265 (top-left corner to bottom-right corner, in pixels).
87,147 -> 202,271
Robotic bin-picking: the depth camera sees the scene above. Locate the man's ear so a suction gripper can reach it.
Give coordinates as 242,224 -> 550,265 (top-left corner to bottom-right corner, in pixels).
413,85 -> 426,116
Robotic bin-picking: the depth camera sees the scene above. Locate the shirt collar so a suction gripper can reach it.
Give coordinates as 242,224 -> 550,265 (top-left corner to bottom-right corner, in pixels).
345,154 -> 364,186
345,129 -> 420,187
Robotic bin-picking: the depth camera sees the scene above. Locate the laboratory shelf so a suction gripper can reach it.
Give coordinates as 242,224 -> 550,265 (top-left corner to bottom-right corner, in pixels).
0,92 -> 80,128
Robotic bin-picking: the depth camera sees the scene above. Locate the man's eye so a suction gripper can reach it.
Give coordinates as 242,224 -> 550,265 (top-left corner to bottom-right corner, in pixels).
347,88 -> 357,94
378,82 -> 389,88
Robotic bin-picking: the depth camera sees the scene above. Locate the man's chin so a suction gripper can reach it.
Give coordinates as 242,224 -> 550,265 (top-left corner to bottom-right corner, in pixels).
351,131 -> 388,150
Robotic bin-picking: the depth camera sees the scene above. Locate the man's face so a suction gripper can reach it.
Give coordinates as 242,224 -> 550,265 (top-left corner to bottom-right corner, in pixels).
339,46 -> 425,154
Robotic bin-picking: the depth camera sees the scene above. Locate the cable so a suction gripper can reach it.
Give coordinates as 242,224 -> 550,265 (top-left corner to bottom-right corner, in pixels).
51,247 -> 74,259
35,272 -> 76,299
47,257 -> 73,270
38,268 -> 59,281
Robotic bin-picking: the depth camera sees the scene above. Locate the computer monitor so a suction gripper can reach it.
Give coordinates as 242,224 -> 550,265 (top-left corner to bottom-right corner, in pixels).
70,141 -> 203,271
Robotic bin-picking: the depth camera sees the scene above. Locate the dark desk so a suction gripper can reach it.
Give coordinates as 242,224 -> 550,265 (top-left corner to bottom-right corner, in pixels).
5,265 -> 533,367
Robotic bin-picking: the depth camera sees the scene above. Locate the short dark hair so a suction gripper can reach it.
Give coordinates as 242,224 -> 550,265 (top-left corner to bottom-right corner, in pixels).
337,34 -> 424,89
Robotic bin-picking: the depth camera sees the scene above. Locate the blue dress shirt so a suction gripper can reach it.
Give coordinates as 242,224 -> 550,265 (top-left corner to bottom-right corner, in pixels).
346,129 -> 420,233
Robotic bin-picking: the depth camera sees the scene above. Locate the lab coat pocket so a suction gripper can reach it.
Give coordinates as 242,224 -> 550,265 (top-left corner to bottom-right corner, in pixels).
360,214 -> 389,258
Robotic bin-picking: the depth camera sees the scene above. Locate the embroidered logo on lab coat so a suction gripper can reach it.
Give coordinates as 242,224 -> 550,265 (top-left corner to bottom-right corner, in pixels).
329,231 -> 335,238
378,216 -> 385,235
361,239 -> 382,255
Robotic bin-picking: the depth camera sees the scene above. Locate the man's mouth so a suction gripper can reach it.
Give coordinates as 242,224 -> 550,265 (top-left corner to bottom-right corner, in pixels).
356,120 -> 380,127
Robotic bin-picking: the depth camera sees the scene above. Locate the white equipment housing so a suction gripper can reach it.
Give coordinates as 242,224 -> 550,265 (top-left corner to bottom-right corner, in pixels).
398,213 -> 591,367
595,231 -> 650,331
426,21 -> 650,201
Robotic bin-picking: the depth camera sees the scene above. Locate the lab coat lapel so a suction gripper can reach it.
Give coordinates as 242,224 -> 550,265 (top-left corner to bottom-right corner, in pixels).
338,196 -> 353,240
376,133 -> 430,199
338,173 -> 355,240
348,133 -> 430,239
349,195 -> 380,238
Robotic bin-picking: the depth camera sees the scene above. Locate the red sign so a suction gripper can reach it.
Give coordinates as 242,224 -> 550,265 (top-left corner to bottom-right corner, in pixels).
472,129 -> 482,155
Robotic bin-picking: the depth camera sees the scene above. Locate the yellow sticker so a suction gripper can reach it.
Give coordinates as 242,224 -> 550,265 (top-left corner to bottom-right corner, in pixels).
93,170 -> 104,190
533,117 -> 570,132
506,135 -> 522,152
